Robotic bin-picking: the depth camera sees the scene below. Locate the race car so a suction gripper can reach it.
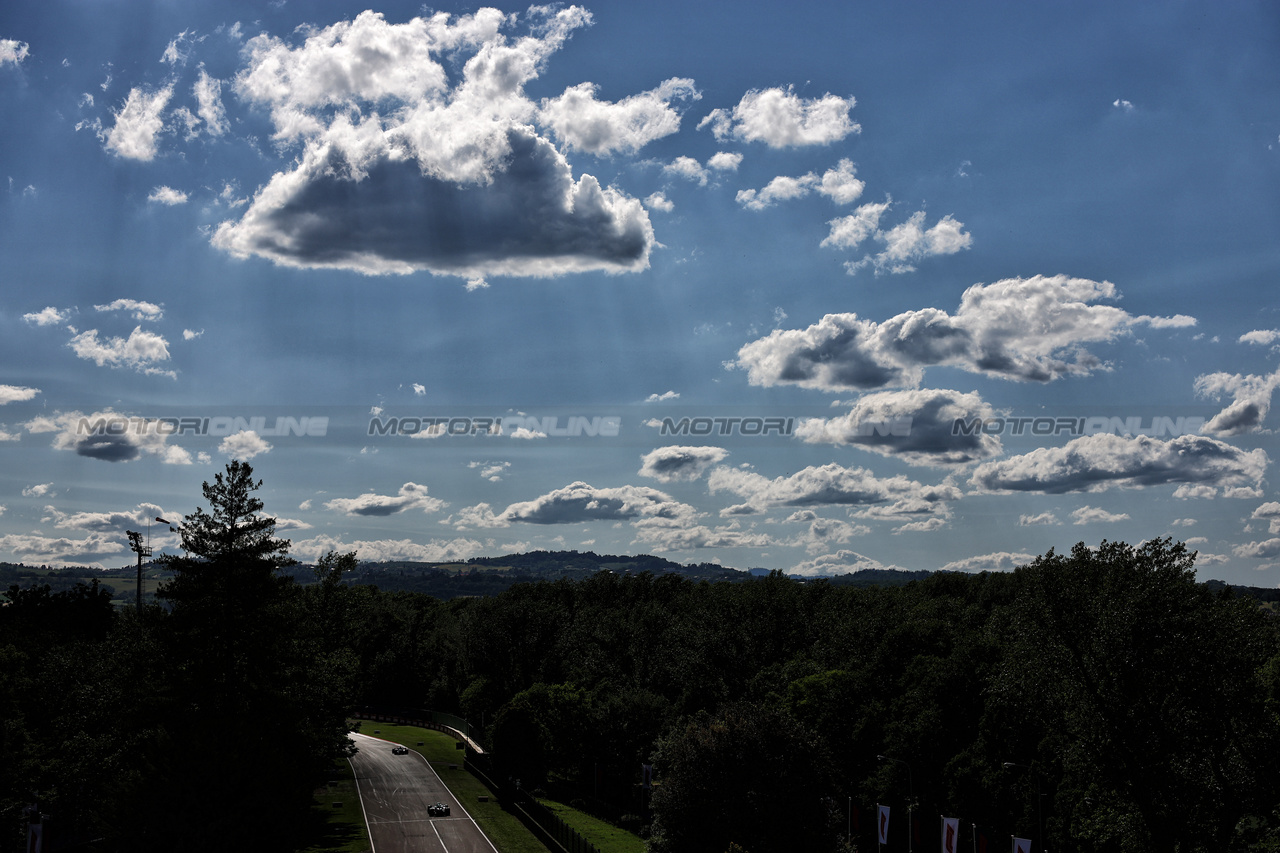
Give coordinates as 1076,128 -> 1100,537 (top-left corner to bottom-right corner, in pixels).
428,802 -> 451,817
391,745 -> 409,755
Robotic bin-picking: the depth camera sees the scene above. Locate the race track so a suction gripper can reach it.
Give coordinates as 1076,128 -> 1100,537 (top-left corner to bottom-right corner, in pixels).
348,731 -> 498,853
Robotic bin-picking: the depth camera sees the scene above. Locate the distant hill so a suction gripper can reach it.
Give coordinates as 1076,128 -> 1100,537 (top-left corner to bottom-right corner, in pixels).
5,556 -> 1277,605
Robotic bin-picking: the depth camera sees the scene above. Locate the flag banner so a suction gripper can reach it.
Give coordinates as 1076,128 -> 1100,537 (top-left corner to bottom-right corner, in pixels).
1013,837 -> 1032,853
878,804 -> 891,844
641,763 -> 652,789
941,817 -> 959,853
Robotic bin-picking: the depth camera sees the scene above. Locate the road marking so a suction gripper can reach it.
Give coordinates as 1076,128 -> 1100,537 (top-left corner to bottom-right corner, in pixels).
348,756 -> 378,853
407,744 -> 500,853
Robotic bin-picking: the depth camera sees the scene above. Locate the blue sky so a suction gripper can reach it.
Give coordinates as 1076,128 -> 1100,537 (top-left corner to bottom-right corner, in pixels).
3,0 -> 1280,583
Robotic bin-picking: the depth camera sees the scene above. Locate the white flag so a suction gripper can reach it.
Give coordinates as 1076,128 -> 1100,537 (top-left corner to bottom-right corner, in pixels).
941,817 -> 959,853
1012,837 -> 1032,853
878,804 -> 890,844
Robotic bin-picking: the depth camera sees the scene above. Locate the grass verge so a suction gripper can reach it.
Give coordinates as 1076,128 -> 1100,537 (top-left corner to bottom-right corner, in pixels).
297,757 -> 371,853
352,720 -> 552,853
537,799 -> 646,853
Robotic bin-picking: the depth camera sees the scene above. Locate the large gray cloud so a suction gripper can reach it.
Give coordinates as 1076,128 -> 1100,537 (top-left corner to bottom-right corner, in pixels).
969,433 -> 1268,495
795,388 -> 1002,466
212,7 -> 660,279
736,276 -> 1196,392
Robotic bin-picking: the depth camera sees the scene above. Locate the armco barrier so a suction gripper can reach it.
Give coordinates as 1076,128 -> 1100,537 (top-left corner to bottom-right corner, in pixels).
354,707 -> 601,853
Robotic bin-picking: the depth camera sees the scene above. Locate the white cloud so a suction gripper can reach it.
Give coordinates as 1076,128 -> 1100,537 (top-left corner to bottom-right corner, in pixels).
94,298 -> 164,321
324,482 -> 446,516
23,306 -> 70,326
1070,505 -> 1131,525
0,532 -> 125,564
1113,98 -> 1134,112
0,385 -> 39,405
148,185 -> 188,205
22,483 -> 54,497
644,192 -> 674,212
937,551 -> 1036,573
213,8 -> 655,279
783,511 -> 870,554
1251,502 -> 1280,535
193,67 -> 228,136
817,158 -> 864,204
846,211 -> 973,275
218,429 -> 273,459
1018,512 -> 1060,526
500,481 -> 683,525
69,326 -> 173,375
412,383 -> 427,395
737,173 -> 818,210
645,390 -> 679,402
183,329 -> 203,340
737,275 -> 1189,392
633,513 -> 775,553
789,549 -> 900,577
539,77 -> 698,155
451,502 -> 508,529
707,151 -> 743,171
289,534 -> 487,563
795,387 -> 1002,466
26,410 -> 192,464
699,86 -> 859,148
664,155 -> 709,185
1,39 -> 30,66
160,29 -> 195,66
708,462 -> 958,516
736,159 -> 864,211
1195,367 -> 1280,436
1233,538 -> 1280,560
1240,329 -> 1280,347
43,501 -> 167,532
970,433 -> 1268,495
469,460 -> 511,482
104,85 -> 174,160
638,445 -> 729,482
822,199 -> 891,250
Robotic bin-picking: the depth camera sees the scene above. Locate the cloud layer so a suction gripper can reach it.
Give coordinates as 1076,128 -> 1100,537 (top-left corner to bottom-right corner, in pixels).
737,275 -> 1195,392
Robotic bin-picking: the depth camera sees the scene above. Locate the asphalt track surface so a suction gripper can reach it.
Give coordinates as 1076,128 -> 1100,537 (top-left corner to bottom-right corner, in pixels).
349,732 -> 498,853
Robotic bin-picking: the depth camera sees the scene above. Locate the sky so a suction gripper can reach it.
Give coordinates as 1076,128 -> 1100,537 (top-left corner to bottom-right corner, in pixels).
2,1 -> 1280,583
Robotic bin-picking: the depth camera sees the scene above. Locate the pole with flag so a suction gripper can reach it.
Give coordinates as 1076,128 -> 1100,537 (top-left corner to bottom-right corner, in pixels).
1012,837 -> 1032,853
941,816 -> 959,853
878,804 -> 890,851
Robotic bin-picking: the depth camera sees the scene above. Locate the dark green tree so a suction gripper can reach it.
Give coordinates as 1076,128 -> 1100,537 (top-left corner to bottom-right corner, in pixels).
141,461 -> 352,852
993,539 -> 1280,852
648,700 -> 840,853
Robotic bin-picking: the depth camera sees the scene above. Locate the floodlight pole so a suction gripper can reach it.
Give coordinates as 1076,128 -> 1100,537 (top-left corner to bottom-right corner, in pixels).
1003,761 -> 1043,852
126,530 -> 151,615
878,754 -> 914,853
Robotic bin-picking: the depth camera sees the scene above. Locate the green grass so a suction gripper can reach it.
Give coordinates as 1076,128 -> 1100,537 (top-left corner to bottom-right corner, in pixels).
297,758 -> 372,853
351,721 -> 553,853
537,799 -> 646,853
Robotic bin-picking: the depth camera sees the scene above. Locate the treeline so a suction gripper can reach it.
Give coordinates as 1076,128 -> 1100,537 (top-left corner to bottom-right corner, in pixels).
340,539 -> 1280,853
4,464 -> 1280,852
